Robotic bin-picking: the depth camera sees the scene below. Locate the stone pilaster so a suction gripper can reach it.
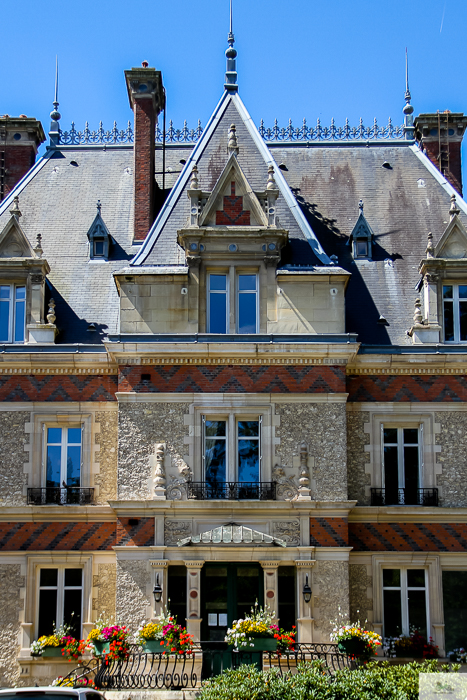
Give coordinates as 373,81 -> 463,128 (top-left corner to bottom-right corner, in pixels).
150,560 -> 169,618
260,561 -> 280,626
184,560 -> 204,642
295,560 -> 315,643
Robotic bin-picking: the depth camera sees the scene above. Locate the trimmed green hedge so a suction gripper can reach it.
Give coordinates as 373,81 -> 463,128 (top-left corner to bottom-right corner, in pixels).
199,660 -> 459,700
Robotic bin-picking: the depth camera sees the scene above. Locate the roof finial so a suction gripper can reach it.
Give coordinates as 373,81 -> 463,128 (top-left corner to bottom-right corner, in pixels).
224,0 -> 238,92
49,56 -> 61,147
228,124 -> 239,155
189,164 -> 199,190
450,193 -> 461,221
358,199 -> 364,212
426,231 -> 434,258
34,233 -> 43,258
403,48 -> 415,140
266,164 -> 277,190
9,196 -> 21,219
97,199 -> 102,214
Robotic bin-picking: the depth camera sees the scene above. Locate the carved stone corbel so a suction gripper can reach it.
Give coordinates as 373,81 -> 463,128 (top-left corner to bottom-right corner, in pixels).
152,443 -> 166,500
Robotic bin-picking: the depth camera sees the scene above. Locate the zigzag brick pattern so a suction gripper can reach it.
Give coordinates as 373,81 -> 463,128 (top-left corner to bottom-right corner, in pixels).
0,375 -> 118,402
349,522 -> 467,551
309,517 -> 349,546
119,365 -> 346,393
215,182 -> 251,225
0,518 -> 154,550
347,375 -> 467,402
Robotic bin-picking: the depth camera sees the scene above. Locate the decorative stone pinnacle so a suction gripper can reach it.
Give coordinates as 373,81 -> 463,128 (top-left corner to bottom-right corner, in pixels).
9,196 -> 21,219
413,297 -> 423,325
425,231 -> 434,258
189,164 -> 199,190
228,124 -> 239,154
450,193 -> 460,221
267,165 -> 277,190
34,233 -> 43,258
47,298 -> 56,325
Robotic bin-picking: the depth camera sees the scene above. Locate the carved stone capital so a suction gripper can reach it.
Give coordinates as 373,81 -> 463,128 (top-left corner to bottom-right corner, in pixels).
186,255 -> 201,268
263,254 -> 280,267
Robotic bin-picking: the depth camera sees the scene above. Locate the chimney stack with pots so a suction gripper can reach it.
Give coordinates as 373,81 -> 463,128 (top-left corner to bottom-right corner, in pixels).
0,116 -> 45,201
414,112 -> 467,196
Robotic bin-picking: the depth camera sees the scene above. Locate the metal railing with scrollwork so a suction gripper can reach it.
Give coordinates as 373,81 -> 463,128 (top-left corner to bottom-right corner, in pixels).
370,487 -> 439,507
187,481 -> 276,500
57,116 -> 407,146
27,487 -> 94,505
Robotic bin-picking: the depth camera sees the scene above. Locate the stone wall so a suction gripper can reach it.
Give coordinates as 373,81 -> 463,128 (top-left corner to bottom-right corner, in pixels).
0,564 -> 24,686
349,563 -> 373,623
0,411 -> 29,506
116,560 -> 151,633
313,560 -> 349,642
347,411 -> 370,505
275,403 -> 347,501
95,411 -> 118,504
118,402 -> 190,500
93,562 -> 117,620
436,411 -> 467,507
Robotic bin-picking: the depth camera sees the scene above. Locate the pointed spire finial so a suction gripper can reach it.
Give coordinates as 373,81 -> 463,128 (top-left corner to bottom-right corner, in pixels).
426,231 -> 434,258
450,193 -> 461,221
358,199 -> 364,212
34,233 -> 43,258
228,124 -> 239,154
189,164 -> 199,190
267,165 -> 277,190
9,196 -> 21,219
224,0 -> 238,92
49,56 -> 61,147
403,48 -> 415,140
97,199 -> 102,214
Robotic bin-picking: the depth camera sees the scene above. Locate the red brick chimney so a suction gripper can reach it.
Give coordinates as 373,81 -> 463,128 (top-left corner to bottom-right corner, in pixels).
125,64 -> 164,242
0,116 -> 45,201
414,112 -> 467,196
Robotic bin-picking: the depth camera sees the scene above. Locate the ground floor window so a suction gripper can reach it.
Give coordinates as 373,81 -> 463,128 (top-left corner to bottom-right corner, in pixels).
383,568 -> 427,638
38,568 -> 83,638
167,566 -> 187,629
278,566 -> 296,632
442,570 -> 467,652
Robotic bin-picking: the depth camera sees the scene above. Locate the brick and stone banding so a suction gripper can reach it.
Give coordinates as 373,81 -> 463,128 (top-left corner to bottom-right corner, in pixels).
349,521 -> 467,551
347,374 -> 467,402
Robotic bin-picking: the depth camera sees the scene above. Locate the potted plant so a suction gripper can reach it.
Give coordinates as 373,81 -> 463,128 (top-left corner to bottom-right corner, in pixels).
384,630 -> 438,659
225,603 -> 277,652
30,622 -> 81,659
330,614 -> 382,660
86,614 -> 129,659
274,625 -> 297,654
137,610 -> 194,654
448,647 -> 467,663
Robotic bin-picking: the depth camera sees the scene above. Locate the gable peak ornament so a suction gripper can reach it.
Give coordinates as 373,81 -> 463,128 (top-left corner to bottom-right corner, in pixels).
9,196 -> 21,219
189,164 -> 199,190
425,231 -> 434,258
267,165 -> 277,191
228,124 -> 239,155
450,193 -> 461,221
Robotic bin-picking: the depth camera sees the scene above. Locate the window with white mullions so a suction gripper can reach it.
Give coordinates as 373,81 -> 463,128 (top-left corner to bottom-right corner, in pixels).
45,426 -> 82,489
204,419 -> 227,487
0,284 -> 26,342
383,568 -> 428,638
207,274 -> 228,333
37,568 -> 83,638
237,419 -> 261,483
202,416 -> 261,486
382,426 -> 421,505
237,274 -> 258,333
443,284 -> 467,342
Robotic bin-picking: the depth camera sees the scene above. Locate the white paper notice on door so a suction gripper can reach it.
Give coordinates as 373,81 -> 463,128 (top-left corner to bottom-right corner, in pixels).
218,614 -> 228,627
208,614 -> 217,626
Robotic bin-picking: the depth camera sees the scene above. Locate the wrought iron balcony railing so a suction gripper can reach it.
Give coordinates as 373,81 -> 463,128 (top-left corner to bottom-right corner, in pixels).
187,481 -> 276,501
27,487 -> 94,506
370,488 -> 438,507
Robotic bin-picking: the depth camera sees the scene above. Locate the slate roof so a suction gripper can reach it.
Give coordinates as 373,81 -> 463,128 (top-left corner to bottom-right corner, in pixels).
0,88 -> 466,346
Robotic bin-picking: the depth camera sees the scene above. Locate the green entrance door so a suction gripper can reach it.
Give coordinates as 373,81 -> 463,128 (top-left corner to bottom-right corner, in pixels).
201,563 -> 264,675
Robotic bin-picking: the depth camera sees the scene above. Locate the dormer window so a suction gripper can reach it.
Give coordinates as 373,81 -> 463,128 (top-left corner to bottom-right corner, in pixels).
0,284 -> 26,342
355,240 -> 369,258
87,200 -> 111,261
93,240 -> 105,258
443,284 -> 467,342
350,199 -> 374,260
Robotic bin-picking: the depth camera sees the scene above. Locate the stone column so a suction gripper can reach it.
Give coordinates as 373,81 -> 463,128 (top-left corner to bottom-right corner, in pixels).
295,560 -> 315,643
150,560 -> 169,618
260,561 -> 280,626
184,560 -> 204,642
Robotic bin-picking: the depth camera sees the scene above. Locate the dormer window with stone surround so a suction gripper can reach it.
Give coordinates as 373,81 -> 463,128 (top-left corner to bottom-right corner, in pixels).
0,283 -> 26,342
442,284 -> 467,342
350,199 -> 373,260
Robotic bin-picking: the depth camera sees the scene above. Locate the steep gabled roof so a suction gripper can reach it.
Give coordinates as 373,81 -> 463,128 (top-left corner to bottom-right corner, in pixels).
132,90 -> 331,267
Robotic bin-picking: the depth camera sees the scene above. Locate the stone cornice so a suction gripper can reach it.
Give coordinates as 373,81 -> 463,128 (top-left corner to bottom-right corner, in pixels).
348,354 -> 467,375
0,505 -> 114,522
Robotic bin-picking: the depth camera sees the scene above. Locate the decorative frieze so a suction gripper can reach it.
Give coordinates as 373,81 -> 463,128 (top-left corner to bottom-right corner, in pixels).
164,520 -> 192,545
272,520 -> 300,546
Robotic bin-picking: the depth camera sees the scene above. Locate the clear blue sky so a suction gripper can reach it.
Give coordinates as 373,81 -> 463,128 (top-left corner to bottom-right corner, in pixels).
2,0 -> 467,178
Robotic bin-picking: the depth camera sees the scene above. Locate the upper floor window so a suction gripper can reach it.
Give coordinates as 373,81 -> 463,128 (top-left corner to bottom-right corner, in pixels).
383,568 -> 427,638
46,426 -> 82,489
207,272 -> 258,334
443,284 -> 467,342
382,427 -> 420,505
0,284 -> 25,342
38,567 -> 83,638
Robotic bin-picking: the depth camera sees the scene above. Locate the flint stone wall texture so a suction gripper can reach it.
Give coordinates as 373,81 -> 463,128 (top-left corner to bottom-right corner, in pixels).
349,564 -> 373,623
0,411 -> 29,506
95,411 -> 118,503
347,411 -> 370,505
116,560 -> 150,634
0,564 -> 24,686
118,402 -> 190,499
436,411 -> 467,507
275,403 -> 347,500
93,562 -> 117,618
313,560 -> 349,642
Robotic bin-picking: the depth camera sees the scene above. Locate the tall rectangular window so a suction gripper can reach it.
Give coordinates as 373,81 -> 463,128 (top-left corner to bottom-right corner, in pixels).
443,284 -> 467,342
204,420 -> 227,486
237,420 -> 260,483
208,274 -> 228,333
383,427 -> 420,505
383,568 -> 427,638
46,426 -> 82,489
38,568 -> 83,638
0,284 -> 25,343
237,274 -> 258,333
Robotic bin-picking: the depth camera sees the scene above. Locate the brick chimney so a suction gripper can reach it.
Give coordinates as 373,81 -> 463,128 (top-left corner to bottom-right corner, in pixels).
0,116 -> 45,201
125,63 -> 164,242
414,112 -> 467,196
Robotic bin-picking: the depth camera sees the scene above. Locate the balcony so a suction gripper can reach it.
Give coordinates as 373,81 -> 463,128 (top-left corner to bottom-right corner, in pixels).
187,481 -> 276,500
370,488 -> 438,507
27,487 -> 94,506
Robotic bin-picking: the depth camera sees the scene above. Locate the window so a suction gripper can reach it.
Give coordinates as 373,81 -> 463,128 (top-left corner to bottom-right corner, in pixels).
46,426 -> 82,489
383,568 -> 427,638
355,240 -> 369,258
37,567 -> 83,638
382,426 -> 421,505
0,284 -> 25,342
443,284 -> 467,342
206,271 -> 259,334
93,240 -> 105,257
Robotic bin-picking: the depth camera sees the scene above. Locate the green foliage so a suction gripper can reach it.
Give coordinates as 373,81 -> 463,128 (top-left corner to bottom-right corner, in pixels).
199,660 -> 461,700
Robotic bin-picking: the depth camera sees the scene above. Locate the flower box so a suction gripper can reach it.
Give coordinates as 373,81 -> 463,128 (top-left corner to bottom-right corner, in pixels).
338,638 -> 370,657
142,640 -> 166,653
234,638 -> 277,652
92,640 -> 110,656
42,645 -> 66,658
